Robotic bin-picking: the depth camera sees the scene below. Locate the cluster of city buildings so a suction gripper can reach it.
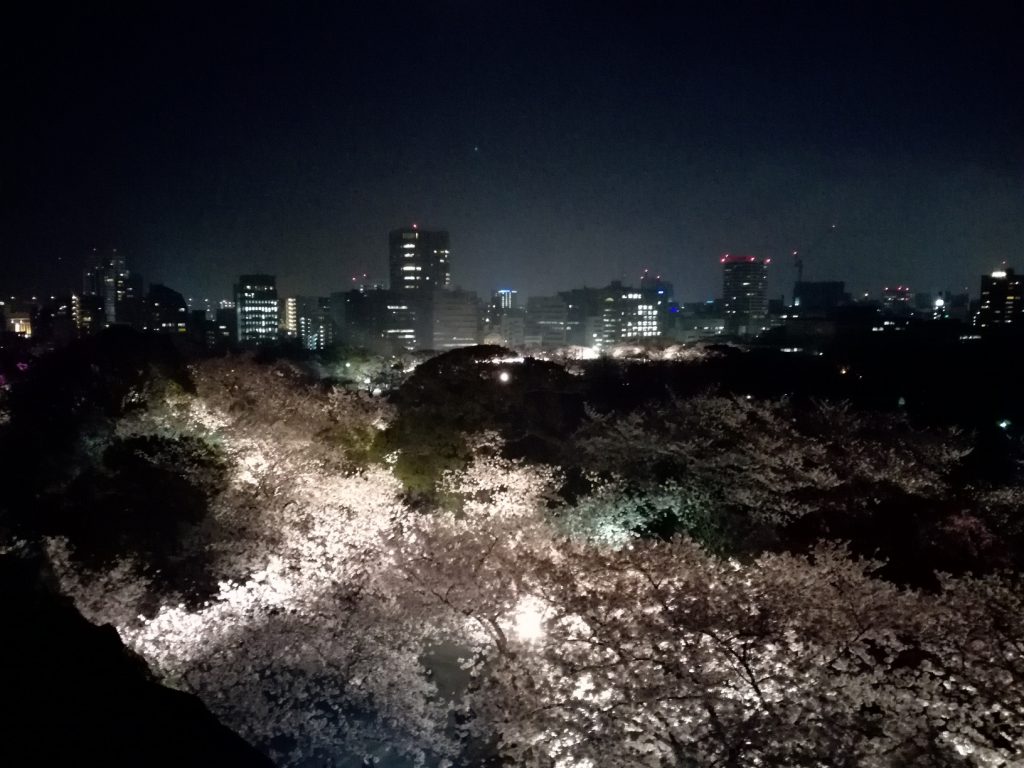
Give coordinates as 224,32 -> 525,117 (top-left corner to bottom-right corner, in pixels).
0,249 -> 209,348
2,230 -> 1021,354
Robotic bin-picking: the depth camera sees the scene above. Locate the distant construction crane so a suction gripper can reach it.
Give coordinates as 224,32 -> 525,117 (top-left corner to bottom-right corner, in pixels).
792,223 -> 837,285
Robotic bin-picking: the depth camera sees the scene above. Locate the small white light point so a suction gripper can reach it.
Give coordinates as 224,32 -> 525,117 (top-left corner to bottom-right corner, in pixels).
498,370 -> 510,383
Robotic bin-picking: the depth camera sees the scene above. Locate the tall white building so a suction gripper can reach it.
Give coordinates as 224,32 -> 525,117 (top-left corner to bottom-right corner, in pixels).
234,274 -> 279,346
280,297 -> 298,338
722,255 -> 769,336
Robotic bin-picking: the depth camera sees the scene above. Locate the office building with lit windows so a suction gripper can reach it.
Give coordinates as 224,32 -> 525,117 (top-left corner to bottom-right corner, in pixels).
294,296 -> 335,350
5,310 -> 32,338
881,285 -> 913,316
280,297 -> 298,338
334,287 -> 418,353
234,274 -> 279,346
388,227 -> 451,295
432,288 -> 481,350
389,226 -> 450,348
82,248 -> 140,325
594,283 -> 663,349
493,288 -> 518,310
484,288 -> 519,338
144,284 -> 189,334
721,255 -> 769,336
975,268 -> 1021,330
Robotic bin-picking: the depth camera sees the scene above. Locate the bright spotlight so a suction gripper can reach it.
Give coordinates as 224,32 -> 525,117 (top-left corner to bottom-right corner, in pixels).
498,370 -> 510,383
513,596 -> 546,642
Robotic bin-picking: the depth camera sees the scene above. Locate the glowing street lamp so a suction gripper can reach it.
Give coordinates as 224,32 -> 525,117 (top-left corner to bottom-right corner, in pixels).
498,370 -> 510,383
513,596 -> 546,642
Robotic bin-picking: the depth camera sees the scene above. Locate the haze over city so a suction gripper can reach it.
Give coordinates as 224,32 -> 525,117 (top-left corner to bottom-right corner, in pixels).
4,2 -> 1022,302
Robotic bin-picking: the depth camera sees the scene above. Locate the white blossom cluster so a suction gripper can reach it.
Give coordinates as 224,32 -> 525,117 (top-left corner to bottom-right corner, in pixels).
43,357 -> 1024,767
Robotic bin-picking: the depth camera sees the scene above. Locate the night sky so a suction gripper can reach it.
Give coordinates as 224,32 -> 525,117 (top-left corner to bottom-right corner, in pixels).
3,1 -> 1022,303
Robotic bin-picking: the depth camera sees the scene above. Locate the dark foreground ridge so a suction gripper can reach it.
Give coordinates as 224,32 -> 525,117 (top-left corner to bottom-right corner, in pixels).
0,550 -> 275,768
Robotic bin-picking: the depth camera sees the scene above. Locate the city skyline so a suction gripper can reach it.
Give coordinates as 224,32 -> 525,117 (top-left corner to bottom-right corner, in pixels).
2,233 -> 1013,310
3,3 -> 1021,303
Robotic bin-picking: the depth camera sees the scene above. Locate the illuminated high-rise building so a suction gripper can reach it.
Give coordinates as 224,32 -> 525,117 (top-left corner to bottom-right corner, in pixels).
82,248 -> 137,325
234,274 -> 279,346
293,296 -> 335,350
594,282 -> 663,349
280,297 -> 298,338
484,289 -> 519,337
72,294 -> 106,335
721,255 -> 769,336
388,227 -> 451,294
975,268 -> 1021,330
492,288 -> 518,310
388,226 -> 451,348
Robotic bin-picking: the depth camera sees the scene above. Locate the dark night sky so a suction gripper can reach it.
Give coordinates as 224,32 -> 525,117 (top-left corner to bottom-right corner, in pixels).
3,1 -> 1022,303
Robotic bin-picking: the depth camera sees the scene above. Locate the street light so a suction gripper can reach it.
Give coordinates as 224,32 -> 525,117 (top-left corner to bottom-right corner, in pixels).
513,596 -> 545,642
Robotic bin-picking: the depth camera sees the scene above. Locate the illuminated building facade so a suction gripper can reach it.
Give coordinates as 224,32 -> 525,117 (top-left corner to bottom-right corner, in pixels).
881,285 -> 913,317
234,274 -> 279,346
144,284 -> 189,333
382,299 -> 417,349
82,248 -> 140,325
555,280 -> 667,348
975,268 -> 1021,329
484,289 -> 520,339
933,291 -> 970,322
388,226 -> 451,347
721,255 -> 769,335
431,288 -> 481,350
595,286 -> 663,349
294,296 -> 335,350
388,227 -> 451,294
280,297 -> 298,338
493,288 -> 518,310
5,311 -> 32,338
335,288 -> 418,352
72,295 -> 106,335
215,306 -> 237,345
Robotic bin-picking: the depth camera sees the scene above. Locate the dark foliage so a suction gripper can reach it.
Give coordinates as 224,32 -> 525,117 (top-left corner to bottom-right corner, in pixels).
0,549 -> 273,768
378,346 -> 582,499
0,328 -> 193,514
0,330 -> 226,603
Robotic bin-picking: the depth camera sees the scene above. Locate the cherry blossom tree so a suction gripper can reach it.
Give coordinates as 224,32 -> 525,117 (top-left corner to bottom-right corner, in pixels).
31,357 -> 1024,768
566,395 -> 978,557
393,518 -> 1024,768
